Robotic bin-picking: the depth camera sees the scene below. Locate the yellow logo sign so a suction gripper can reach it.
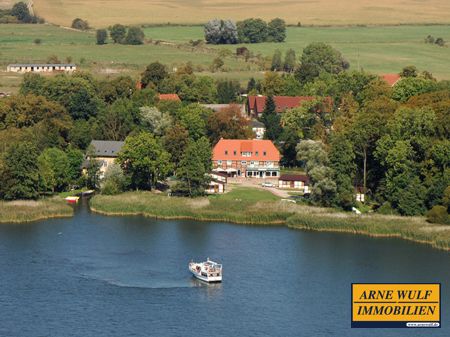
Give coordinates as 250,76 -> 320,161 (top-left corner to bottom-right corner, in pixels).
351,283 -> 441,328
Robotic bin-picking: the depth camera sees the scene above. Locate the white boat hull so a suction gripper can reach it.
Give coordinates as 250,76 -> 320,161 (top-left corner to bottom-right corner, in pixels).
189,262 -> 222,283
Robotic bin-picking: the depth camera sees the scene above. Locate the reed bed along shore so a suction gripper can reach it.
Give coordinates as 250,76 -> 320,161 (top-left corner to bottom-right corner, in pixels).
90,189 -> 450,251
0,197 -> 74,223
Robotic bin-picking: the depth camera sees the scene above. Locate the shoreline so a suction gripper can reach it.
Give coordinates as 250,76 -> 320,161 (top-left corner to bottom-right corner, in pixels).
91,206 -> 450,252
89,191 -> 450,252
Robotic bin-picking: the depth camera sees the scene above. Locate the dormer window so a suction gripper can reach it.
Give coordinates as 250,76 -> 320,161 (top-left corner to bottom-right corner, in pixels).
233,150 -> 237,155
241,151 -> 252,157
225,150 -> 228,155
255,151 -> 259,156
263,151 -> 267,156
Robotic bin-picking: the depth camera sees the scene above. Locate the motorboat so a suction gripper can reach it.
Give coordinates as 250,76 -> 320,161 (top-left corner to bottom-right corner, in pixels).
189,258 -> 222,283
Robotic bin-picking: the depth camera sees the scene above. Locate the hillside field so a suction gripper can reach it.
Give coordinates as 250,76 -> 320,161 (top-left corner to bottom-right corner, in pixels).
32,0 -> 450,27
1,24 -> 450,93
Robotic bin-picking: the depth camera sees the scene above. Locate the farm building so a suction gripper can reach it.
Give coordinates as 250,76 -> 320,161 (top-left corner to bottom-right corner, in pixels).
251,120 -> 266,139
7,63 -> 77,73
278,175 -> 310,193
206,172 -> 228,194
212,139 -> 280,178
159,94 -> 181,102
381,74 -> 401,87
201,104 -> 247,117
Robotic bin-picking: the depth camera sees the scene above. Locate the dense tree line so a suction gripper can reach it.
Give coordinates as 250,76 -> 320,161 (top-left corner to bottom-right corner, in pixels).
204,17 -> 286,44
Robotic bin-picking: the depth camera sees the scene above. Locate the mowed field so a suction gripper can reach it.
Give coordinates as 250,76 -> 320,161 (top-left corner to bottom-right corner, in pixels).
1,24 -> 450,93
32,0 -> 450,27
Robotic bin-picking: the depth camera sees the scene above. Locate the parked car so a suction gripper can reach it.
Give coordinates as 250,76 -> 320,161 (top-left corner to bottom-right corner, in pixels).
261,182 -> 274,187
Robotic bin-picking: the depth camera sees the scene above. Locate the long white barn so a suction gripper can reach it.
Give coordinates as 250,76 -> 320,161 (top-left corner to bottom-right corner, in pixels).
7,64 -> 77,73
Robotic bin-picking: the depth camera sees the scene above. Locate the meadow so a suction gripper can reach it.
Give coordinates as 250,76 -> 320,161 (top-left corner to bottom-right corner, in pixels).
1,23 -> 450,93
31,0 -> 450,27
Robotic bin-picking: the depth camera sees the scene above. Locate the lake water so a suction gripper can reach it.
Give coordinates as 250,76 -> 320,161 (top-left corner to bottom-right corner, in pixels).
0,199 -> 449,336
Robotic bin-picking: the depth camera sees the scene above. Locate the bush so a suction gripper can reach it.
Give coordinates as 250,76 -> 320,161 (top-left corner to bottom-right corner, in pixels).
34,38 -> 42,45
377,201 -> 399,215
101,164 -> 128,195
96,29 -> 108,45
71,18 -> 89,30
125,26 -> 144,45
426,205 -> 450,224
435,37 -> 445,47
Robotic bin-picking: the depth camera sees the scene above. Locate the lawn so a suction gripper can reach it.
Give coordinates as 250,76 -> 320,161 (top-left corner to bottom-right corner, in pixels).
32,0 -> 450,27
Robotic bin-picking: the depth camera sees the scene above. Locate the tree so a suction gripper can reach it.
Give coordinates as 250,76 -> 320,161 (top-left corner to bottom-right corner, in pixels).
97,99 -> 136,141
0,142 -> 39,200
206,105 -> 251,144
267,18 -> 286,42
125,26 -> 144,45
260,95 -> 282,141
237,18 -> 268,43
210,57 -> 224,72
117,132 -> 171,190
296,140 -> 336,206
109,24 -> 127,44
392,77 -> 438,102
96,29 -> 108,45
174,138 -> 212,197
247,77 -> 256,93
66,146 -> 84,184
216,80 -> 240,103
329,135 -> 356,208
163,123 -> 190,170
101,163 -> 128,195
400,65 -> 418,78
141,62 -> 168,89
176,104 -> 211,141
261,71 -> 284,96
435,37 -> 445,47
37,148 -> 70,193
71,18 -> 89,30
283,49 -> 297,72
11,2 -> 31,23
271,50 -> 282,71
296,43 -> 349,84
204,19 -> 238,44
139,106 -> 172,136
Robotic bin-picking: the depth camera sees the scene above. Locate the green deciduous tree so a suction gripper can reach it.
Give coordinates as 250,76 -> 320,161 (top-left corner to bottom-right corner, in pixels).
125,26 -> 144,45
216,80 -> 240,104
141,62 -> 168,89
163,123 -> 190,170
283,49 -> 297,73
296,43 -> 349,84
71,18 -> 89,30
109,24 -> 127,43
237,18 -> 268,43
37,148 -> 70,193
117,131 -> 171,190
271,50 -> 282,71
0,142 -> 39,200
267,18 -> 286,42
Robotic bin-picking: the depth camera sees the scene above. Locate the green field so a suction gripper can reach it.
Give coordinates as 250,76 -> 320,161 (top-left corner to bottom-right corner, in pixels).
31,0 -> 450,27
1,23 -> 450,93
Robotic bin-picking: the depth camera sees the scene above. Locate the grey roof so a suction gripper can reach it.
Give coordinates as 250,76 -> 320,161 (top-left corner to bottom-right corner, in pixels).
90,140 -> 124,157
251,120 -> 265,128
8,63 -> 76,67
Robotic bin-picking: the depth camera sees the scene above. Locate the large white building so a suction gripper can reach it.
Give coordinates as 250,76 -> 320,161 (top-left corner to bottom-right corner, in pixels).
7,63 -> 77,73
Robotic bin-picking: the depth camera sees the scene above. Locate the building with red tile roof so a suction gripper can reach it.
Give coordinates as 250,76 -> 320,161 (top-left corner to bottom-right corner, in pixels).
212,139 -> 280,178
159,93 -> 181,101
247,95 -> 332,117
381,74 -> 401,87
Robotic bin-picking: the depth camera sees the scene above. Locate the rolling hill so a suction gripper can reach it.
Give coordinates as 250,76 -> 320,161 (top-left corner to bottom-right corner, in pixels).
32,0 -> 450,28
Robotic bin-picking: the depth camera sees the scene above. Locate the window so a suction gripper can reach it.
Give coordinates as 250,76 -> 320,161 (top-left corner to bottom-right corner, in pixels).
241,151 -> 252,157
233,150 -> 237,155
241,161 -> 247,165
225,150 -> 228,155
218,160 -> 222,165
227,160 -> 232,166
263,151 -> 267,156
255,151 -> 259,156
250,161 -> 255,166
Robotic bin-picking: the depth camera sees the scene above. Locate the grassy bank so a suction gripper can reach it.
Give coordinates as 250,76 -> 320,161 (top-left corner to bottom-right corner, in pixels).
0,197 -> 74,223
90,188 -> 450,251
